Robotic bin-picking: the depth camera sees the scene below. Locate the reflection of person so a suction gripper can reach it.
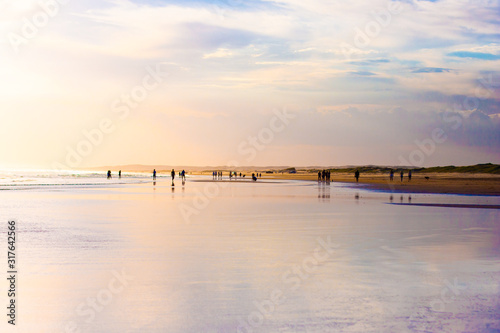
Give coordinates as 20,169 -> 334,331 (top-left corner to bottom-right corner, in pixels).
153,169 -> 156,180
354,170 -> 360,182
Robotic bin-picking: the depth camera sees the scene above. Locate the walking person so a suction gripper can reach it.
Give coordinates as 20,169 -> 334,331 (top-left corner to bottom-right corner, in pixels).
400,170 -> 404,182
390,169 -> 394,181
355,170 -> 360,182
107,170 -> 112,179
182,170 -> 186,181
171,169 -> 175,186
408,170 -> 412,182
118,170 -> 121,179
153,169 -> 157,180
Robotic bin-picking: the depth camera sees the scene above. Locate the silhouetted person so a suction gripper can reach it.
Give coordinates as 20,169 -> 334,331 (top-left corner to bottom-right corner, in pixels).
107,170 -> 112,179
318,171 -> 321,181
252,173 -> 257,181
408,170 -> 412,182
389,169 -> 394,181
181,170 -> 186,181
171,169 -> 175,185
153,169 -> 156,180
354,170 -> 360,182
400,170 -> 404,182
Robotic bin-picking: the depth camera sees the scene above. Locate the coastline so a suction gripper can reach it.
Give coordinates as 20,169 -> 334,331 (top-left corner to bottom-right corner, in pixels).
192,171 -> 500,196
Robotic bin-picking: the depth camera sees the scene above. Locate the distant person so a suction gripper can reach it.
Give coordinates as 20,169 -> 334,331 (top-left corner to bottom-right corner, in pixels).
408,170 -> 412,182
153,169 -> 157,180
118,170 -> 121,179
239,172 -> 242,177
354,170 -> 360,182
107,170 -> 112,179
252,173 -> 257,181
171,169 -> 175,185
400,170 -> 404,182
182,170 -> 186,181
318,171 -> 321,181
389,169 -> 394,181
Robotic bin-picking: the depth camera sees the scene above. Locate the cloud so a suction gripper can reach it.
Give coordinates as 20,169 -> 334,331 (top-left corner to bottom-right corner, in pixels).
448,51 -> 500,61
411,67 -> 452,73
350,71 -> 376,76
203,48 -> 233,59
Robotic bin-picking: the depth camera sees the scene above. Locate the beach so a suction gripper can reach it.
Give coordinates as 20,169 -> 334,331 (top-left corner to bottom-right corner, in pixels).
1,172 -> 499,332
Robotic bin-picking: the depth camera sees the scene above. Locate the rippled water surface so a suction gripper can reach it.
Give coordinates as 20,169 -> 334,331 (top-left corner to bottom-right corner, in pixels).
0,173 -> 499,332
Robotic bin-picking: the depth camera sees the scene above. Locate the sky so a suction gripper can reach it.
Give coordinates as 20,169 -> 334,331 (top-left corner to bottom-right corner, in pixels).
0,0 -> 499,169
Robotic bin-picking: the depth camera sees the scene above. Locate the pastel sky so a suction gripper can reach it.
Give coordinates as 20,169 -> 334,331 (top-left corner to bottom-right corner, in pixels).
0,0 -> 499,169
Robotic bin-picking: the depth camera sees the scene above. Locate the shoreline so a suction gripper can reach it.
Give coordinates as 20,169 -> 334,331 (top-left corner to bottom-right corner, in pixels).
192,172 -> 500,196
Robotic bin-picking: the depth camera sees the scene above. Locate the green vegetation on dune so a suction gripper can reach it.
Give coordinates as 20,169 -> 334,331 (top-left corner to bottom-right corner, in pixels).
422,163 -> 500,174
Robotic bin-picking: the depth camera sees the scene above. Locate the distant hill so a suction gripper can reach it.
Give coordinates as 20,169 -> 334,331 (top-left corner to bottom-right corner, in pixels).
87,163 -> 500,174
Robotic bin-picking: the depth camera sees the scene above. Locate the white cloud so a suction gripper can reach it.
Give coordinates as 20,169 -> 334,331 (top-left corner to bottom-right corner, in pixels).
203,48 -> 233,59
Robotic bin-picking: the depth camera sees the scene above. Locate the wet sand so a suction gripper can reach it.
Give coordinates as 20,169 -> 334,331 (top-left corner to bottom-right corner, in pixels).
1,174 -> 499,332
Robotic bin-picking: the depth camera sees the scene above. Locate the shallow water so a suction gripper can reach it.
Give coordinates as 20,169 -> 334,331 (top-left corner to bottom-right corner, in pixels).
0,174 -> 499,332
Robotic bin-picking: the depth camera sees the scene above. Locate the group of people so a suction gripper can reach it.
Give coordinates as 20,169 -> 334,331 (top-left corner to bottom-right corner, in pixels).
211,171 -> 262,180
152,169 -> 185,181
318,170 -> 331,182
107,170 -> 122,179
106,169 -> 186,184
389,169 -> 412,182
352,169 -> 414,183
